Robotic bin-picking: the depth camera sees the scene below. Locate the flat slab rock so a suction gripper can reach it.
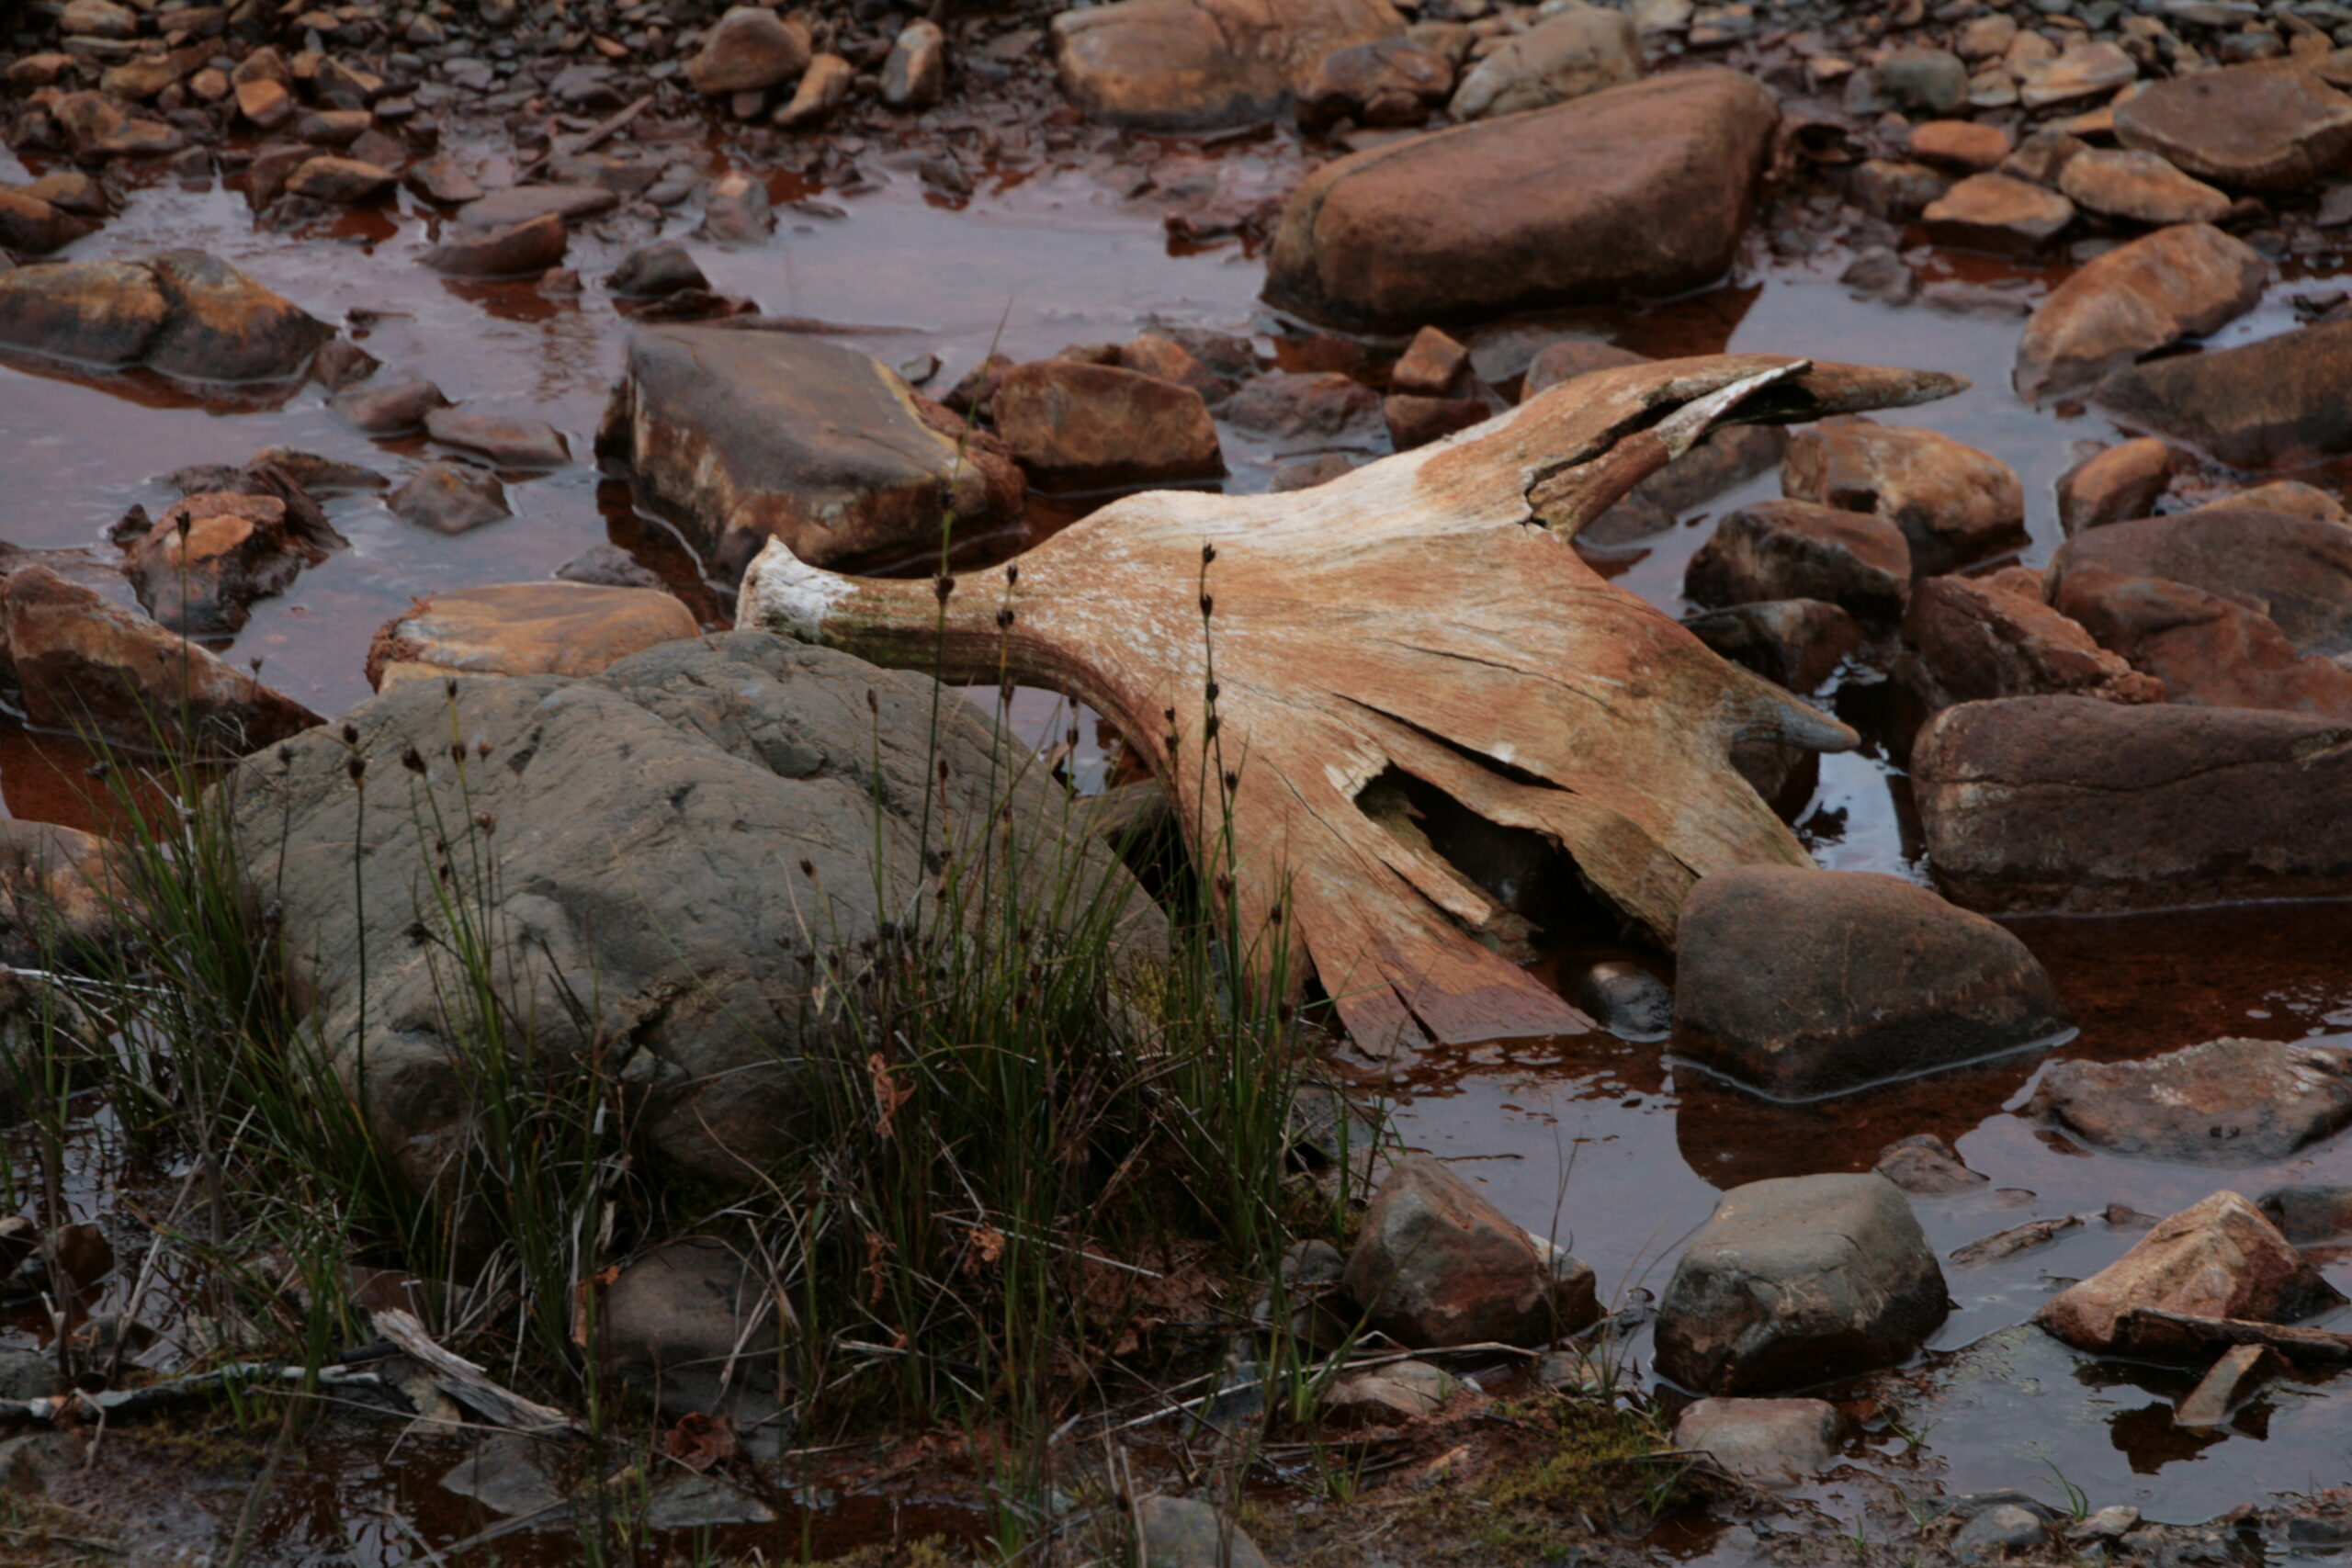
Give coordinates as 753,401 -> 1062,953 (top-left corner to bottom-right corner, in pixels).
2113,62 -> 2352,193
1262,69 -> 1778,330
368,581 -> 700,688
1912,695 -> 2352,912
596,325 -> 1024,578
2012,221 -> 2266,404
0,249 -> 328,381
2095,319 -> 2352,472
2030,1037 -> 2352,1166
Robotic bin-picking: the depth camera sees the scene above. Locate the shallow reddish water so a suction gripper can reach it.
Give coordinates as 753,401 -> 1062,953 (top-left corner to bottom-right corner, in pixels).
4,115 -> 2352,1551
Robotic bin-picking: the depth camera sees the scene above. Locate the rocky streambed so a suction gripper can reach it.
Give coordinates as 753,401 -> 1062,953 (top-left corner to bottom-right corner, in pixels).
4,0 -> 2352,1562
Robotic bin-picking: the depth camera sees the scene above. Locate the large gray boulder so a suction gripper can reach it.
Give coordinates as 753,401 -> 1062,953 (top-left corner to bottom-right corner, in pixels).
1673,866 -> 2068,1100
1654,1174 -> 1948,1395
227,633 -> 1160,1197
1263,69 -> 1776,330
1912,696 -> 2352,912
596,326 -> 1026,580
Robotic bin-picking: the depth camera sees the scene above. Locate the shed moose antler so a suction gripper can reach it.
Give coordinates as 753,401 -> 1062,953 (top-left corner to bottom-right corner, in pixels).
739,354 -> 1962,1055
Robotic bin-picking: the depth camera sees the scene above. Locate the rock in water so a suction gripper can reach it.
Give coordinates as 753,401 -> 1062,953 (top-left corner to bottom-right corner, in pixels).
1912,696 -> 2352,912
122,492 -> 311,635
1654,1174 -> 1947,1394
1447,2 -> 1637,121
2028,1038 -> 2352,1165
1900,575 -> 2163,708
989,360 -> 1225,487
228,634 -> 1162,1195
0,565 -> 320,753
2094,321 -> 2352,471
0,251 -> 326,381
1262,70 -> 1777,330
1671,1398 -> 1843,1485
1673,865 -> 2067,1100
1682,500 -> 1911,618
1682,599 -> 1860,694
2113,63 -> 2352,193
367,582 -> 698,687
597,326 -> 1025,578
388,462 -> 511,536
1052,0 -> 1404,131
1781,417 -> 2023,576
1342,1153 -> 1599,1347
2055,438 -> 2176,534
2047,508 -> 2352,658
2036,1190 -> 2342,1355
2013,223 -> 2266,403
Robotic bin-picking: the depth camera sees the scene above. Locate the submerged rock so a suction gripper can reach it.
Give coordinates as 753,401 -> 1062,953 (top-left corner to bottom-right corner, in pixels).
228,634 -> 1161,1195
367,581 -> 699,687
2013,223 -> 2266,403
1781,417 -> 2024,576
2029,1038 -> 2352,1166
1682,599 -> 1860,694
388,461 -> 511,536
1674,865 -> 2067,1101
1654,1174 -> 1948,1394
597,325 -> 1025,579
122,492 -> 312,636
1052,0 -> 1404,131
1912,696 -> 2352,912
1343,1153 -> 1598,1348
2036,1190 -> 2341,1355
1874,1133 -> 1987,1196
1263,70 -> 1777,330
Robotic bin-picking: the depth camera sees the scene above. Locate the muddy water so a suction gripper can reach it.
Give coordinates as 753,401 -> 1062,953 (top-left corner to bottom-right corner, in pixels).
5,121 -> 2352,1546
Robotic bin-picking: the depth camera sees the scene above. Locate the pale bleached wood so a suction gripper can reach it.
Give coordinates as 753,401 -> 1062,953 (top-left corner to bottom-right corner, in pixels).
738,355 -> 1963,1055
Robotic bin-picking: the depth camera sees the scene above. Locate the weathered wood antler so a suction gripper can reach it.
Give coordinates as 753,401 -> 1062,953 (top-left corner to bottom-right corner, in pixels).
739,354 -> 1963,1055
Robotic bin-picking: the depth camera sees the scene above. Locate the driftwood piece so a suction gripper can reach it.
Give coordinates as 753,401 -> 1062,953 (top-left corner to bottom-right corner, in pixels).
739,355 -> 1962,1054
371,1309 -> 582,1435
2110,1305 -> 2352,1365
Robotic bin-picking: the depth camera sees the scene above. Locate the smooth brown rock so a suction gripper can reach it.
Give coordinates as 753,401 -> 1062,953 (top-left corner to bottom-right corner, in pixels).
1912,696 -> 2352,912
143,250 -> 332,383
2196,479 -> 2348,525
597,325 -> 1024,576
423,409 -> 571,469
2037,1191 -> 2341,1354
51,92 -> 186,159
368,581 -> 699,688
1908,119 -> 2009,171
686,6 -> 812,96
0,565 -> 320,754
1873,1133 -> 1987,1196
1389,323 -> 1468,397
1383,392 -> 1488,450
1922,172 -> 2075,253
2001,128 -> 2088,186
1848,158 -> 1951,221
2094,321 -> 2352,471
2115,62 -> 2352,193
2016,39 -> 2136,110
880,18 -> 944,110
2058,150 -> 2231,226
2030,1038 -> 2352,1166
235,74 -> 295,128
1115,332 -> 1231,401
0,261 -> 162,367
1053,0 -> 1404,130
0,818 -> 124,967
421,213 -> 569,277
1520,337 -> 1647,397
1782,417 -> 2023,575
1674,865 -> 2067,1100
330,376 -> 449,435
2049,507 -> 2352,657
1343,1153 -> 1598,1348
2051,561 -> 2352,718
388,461 -> 512,535
1684,499 -> 1912,617
989,360 -> 1224,487
1902,573 -> 2164,708
773,53 -> 854,129
1264,69 -> 1777,329
285,154 -> 394,203
1221,369 -> 1380,437
0,189 -> 99,256
2056,438 -> 2177,534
